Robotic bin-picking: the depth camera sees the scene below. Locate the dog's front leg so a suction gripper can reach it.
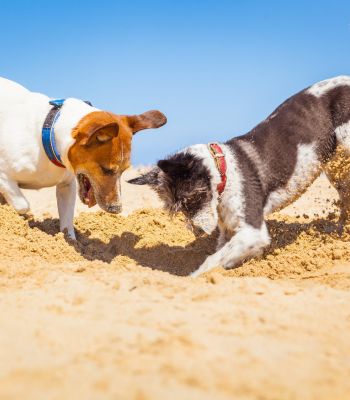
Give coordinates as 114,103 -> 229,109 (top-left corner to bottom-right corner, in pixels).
216,227 -> 227,251
216,226 -> 236,251
0,174 -> 29,214
56,179 -> 77,239
191,222 -> 270,277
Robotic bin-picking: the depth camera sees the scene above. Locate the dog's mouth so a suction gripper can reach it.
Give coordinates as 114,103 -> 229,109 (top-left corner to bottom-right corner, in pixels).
77,173 -> 97,208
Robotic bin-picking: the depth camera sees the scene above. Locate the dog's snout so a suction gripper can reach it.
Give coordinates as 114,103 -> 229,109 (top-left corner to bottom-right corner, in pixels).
106,203 -> 122,214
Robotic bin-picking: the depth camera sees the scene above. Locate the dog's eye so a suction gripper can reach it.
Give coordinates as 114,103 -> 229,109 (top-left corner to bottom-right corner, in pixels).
101,166 -> 116,176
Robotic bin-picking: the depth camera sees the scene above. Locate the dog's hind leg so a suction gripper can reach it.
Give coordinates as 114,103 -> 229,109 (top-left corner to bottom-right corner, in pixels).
334,183 -> 350,231
324,146 -> 350,231
0,174 -> 29,214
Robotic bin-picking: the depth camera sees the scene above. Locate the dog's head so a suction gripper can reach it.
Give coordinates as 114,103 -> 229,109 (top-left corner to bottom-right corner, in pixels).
128,151 -> 218,234
68,110 -> 166,213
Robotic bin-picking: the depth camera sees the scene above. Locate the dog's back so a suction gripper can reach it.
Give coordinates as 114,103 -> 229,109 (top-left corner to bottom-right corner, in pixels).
227,75 -> 350,214
0,77 -> 30,109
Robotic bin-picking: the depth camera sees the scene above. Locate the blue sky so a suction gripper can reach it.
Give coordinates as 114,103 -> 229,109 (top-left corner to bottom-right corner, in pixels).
1,0 -> 349,164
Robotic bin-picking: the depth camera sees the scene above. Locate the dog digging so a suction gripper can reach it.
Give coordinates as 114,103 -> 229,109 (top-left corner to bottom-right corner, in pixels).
0,202 -> 349,285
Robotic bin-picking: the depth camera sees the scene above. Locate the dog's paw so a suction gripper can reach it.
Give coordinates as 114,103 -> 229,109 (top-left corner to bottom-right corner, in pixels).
61,228 -> 77,241
16,205 -> 30,215
190,259 -> 218,278
67,231 -> 77,241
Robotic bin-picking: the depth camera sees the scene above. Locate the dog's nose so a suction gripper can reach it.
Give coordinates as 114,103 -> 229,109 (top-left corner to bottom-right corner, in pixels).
106,203 -> 122,213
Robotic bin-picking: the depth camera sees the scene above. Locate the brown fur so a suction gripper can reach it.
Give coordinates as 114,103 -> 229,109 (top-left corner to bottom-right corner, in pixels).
68,110 -> 166,212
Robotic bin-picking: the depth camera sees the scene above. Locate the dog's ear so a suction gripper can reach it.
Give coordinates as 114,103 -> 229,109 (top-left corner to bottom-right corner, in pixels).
127,168 -> 160,186
158,159 -> 192,176
73,111 -> 120,146
127,110 -> 167,134
80,122 -> 119,146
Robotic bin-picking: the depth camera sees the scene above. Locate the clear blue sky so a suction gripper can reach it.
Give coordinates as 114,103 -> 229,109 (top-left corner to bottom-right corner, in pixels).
1,0 -> 349,164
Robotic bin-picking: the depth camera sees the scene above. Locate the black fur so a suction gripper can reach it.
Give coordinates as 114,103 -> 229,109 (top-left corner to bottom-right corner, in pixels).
128,153 -> 212,218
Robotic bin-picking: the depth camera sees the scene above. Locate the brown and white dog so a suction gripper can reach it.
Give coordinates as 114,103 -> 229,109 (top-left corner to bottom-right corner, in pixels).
129,75 -> 350,276
0,77 -> 166,238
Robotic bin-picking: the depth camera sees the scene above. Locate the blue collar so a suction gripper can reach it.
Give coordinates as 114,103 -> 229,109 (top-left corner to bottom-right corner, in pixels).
42,99 -> 66,168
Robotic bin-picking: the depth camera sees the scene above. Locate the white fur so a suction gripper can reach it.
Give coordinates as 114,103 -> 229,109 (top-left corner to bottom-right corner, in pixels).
191,202 -> 217,234
217,145 -> 245,231
306,75 -> 350,97
0,77 -> 100,238
263,143 -> 321,215
335,121 -> 350,148
191,222 -> 270,277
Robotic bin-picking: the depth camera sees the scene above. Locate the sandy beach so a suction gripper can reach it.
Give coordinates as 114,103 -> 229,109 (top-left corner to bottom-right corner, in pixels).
0,169 -> 349,400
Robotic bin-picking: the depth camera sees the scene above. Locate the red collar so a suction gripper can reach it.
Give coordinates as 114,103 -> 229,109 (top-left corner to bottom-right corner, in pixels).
208,143 -> 227,195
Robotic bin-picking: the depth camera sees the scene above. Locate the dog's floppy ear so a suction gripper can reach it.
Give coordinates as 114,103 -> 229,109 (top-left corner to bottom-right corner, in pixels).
80,122 -> 119,146
73,111 -> 120,146
127,167 -> 160,186
127,110 -> 167,134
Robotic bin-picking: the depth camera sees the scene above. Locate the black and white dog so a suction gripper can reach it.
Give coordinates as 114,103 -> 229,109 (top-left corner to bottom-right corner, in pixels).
129,76 -> 350,277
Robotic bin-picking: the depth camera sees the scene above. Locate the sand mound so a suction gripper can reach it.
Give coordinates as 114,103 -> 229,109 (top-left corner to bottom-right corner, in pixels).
0,203 -> 349,285
0,205 -> 212,276
228,213 -> 350,283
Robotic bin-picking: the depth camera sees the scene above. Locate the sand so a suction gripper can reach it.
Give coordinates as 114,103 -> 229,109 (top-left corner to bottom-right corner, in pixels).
0,170 -> 350,400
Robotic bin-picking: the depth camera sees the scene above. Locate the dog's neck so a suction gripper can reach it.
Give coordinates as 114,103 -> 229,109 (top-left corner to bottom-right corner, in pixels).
50,99 -> 99,170
186,143 -> 241,199
185,144 -> 222,193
